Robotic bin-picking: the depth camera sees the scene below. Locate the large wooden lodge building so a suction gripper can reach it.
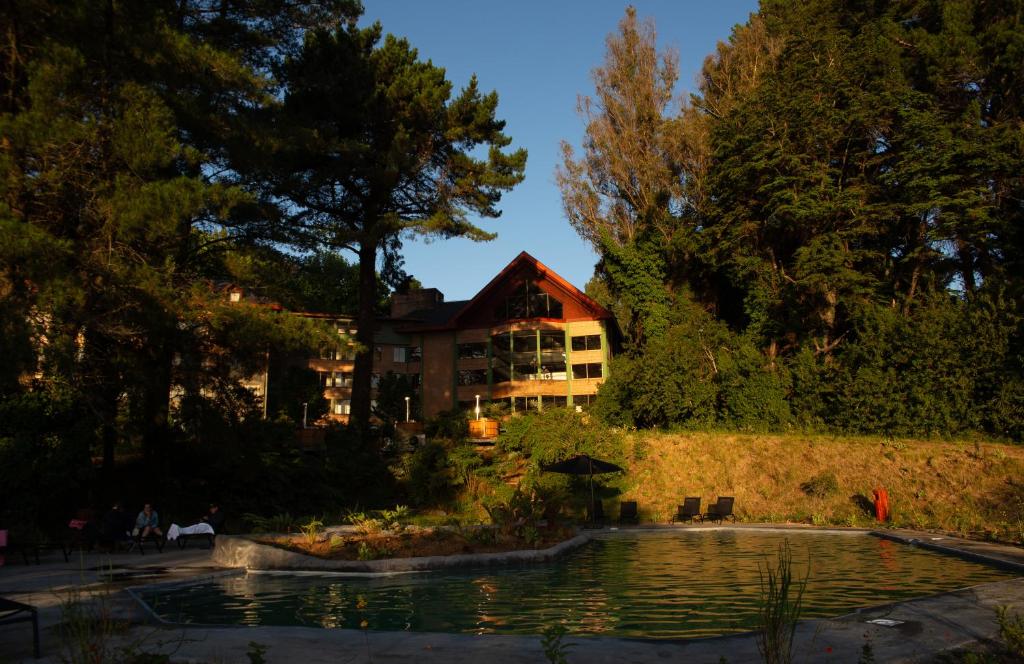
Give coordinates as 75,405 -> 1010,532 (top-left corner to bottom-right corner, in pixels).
307,251 -> 616,422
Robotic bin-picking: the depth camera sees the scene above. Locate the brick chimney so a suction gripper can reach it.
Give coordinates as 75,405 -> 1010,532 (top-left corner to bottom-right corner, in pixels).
390,288 -> 444,319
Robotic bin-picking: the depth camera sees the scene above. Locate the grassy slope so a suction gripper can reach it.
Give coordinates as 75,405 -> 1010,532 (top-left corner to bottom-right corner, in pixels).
617,432 -> 1024,543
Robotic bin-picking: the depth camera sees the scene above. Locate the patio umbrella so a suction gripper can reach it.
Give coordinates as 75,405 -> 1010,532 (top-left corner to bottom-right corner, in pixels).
542,454 -> 623,524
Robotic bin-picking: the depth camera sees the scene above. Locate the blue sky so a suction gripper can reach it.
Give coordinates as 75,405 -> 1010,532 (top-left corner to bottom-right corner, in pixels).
360,1 -> 759,301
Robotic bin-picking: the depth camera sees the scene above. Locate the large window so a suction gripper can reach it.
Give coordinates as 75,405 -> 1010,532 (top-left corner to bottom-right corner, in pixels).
321,371 -> 353,388
393,346 -> 421,363
512,331 -> 537,352
571,334 -> 601,351
541,395 -> 568,409
458,342 -> 488,359
331,399 -> 351,415
458,369 -> 487,386
572,363 -> 603,379
513,396 -> 540,412
538,362 -> 567,380
495,281 -> 563,321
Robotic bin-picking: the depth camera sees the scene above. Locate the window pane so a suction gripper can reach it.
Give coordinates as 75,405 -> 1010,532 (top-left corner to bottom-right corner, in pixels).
491,332 -> 511,353
512,332 -> 537,352
458,369 -> 487,385
507,295 -> 528,319
549,298 -> 563,318
458,342 -> 487,359
492,362 -> 511,383
587,335 -> 601,350
572,364 -> 588,379
540,331 -> 565,351
513,363 -> 536,380
588,363 -> 603,378
571,336 -> 586,352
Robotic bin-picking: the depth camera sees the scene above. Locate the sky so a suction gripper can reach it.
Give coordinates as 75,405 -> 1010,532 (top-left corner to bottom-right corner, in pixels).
359,1 -> 759,301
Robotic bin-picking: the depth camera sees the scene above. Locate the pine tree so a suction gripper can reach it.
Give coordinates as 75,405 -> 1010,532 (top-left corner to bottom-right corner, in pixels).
267,22 -> 527,432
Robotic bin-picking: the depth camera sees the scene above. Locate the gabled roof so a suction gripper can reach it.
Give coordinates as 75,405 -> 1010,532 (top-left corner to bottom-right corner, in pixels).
399,251 -> 613,332
399,299 -> 470,326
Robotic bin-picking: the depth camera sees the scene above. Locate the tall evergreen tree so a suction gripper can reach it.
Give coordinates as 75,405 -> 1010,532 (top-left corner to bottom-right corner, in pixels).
267,22 -> 526,431
0,1 -> 357,467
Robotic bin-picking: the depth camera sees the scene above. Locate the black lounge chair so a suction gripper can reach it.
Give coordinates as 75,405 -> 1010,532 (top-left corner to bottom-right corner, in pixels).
703,496 -> 737,524
0,597 -> 40,659
671,497 -> 703,523
618,500 -> 639,524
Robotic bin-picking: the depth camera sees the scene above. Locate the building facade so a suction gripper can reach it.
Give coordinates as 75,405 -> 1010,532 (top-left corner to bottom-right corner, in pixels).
311,252 -> 616,422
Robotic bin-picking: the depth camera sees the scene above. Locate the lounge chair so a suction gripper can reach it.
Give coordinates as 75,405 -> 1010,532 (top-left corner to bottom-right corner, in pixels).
671,497 -> 703,523
703,496 -> 737,524
618,500 -> 639,524
0,597 -> 40,658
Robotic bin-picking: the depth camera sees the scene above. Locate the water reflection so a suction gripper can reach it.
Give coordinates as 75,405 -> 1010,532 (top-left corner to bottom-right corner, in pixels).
140,531 -> 1016,639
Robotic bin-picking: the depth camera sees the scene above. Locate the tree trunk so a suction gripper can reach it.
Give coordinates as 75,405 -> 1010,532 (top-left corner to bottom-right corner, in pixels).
350,237 -> 379,434
141,337 -> 174,467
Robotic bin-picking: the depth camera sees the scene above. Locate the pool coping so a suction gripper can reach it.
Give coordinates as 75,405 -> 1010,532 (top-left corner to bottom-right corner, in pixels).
207,531 -> 594,572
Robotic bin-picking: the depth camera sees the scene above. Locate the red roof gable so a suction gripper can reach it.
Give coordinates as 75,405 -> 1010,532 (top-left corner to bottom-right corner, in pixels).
401,252 -> 613,331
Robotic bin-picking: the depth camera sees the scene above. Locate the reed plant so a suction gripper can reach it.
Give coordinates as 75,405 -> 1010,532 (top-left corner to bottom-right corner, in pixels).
756,540 -> 808,664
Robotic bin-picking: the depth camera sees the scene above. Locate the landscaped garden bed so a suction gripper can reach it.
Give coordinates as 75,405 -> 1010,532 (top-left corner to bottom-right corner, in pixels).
254,523 -> 575,561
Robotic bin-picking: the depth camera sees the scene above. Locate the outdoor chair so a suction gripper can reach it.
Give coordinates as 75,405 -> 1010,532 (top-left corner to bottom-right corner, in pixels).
671,497 -> 703,523
618,500 -> 639,524
0,597 -> 40,659
62,508 -> 97,562
703,496 -> 737,524
134,528 -> 166,555
176,519 -> 224,550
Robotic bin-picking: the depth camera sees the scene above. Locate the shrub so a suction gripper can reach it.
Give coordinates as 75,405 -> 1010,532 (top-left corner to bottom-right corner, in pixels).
298,516 -> 324,546
406,441 -> 453,505
800,472 -> 839,499
425,408 -> 469,440
243,512 -> 297,534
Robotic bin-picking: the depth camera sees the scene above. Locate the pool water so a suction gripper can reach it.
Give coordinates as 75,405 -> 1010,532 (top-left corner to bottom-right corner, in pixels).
138,531 -> 1017,639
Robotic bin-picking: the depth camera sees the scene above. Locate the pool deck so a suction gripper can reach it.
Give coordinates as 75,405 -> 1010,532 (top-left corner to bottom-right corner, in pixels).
1,525 -> 1022,663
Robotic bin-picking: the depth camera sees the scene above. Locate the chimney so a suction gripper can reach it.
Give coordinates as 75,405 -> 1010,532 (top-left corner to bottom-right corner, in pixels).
391,288 -> 444,319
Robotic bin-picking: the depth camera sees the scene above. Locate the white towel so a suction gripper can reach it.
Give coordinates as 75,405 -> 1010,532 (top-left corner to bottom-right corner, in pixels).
167,522 -> 215,540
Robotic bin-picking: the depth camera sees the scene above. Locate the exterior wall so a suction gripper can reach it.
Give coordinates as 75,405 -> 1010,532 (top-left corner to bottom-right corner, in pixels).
421,331 -> 455,416
307,317 -> 422,423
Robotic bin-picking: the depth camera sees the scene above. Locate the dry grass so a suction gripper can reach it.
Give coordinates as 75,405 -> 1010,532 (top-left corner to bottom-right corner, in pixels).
618,432 -> 1024,543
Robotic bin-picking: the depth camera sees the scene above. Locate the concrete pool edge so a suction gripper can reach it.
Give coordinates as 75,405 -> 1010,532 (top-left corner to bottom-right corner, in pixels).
208,531 -> 594,572
115,576 -> 1024,663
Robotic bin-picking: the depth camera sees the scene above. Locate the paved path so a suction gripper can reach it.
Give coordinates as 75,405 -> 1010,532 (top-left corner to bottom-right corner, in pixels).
1,529 -> 1021,663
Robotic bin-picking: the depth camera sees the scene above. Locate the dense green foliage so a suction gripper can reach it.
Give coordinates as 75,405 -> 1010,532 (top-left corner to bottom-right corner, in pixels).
568,1 -> 1024,440
0,1 -> 523,531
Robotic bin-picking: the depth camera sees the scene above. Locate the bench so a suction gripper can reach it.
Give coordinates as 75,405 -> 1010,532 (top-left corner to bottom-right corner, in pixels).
0,597 -> 40,658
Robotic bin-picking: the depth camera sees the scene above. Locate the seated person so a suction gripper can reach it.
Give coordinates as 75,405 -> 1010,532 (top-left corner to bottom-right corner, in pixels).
167,503 -> 224,541
98,502 -> 132,549
134,503 -> 162,539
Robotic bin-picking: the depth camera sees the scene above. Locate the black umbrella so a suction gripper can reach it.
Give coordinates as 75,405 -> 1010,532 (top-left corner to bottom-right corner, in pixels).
542,454 -> 623,524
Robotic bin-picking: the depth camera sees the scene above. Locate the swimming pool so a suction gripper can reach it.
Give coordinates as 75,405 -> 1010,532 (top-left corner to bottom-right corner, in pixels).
137,530 -> 1017,639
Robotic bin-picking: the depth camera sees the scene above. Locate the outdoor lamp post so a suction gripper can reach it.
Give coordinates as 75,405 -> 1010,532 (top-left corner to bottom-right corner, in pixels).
405,395 -> 410,423
475,394 -> 481,421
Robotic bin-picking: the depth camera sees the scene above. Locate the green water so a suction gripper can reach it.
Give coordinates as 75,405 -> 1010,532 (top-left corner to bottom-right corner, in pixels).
139,531 -> 1016,639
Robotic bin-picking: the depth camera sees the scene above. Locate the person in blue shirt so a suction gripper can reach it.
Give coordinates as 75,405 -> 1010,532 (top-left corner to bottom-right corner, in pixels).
135,503 -> 162,539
